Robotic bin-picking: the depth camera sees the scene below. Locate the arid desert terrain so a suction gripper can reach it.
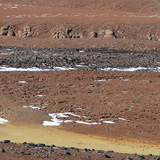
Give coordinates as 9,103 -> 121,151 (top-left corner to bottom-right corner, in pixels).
0,0 -> 160,159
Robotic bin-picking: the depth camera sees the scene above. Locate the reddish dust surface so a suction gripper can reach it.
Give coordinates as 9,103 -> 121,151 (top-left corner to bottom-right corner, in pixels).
0,71 -> 160,146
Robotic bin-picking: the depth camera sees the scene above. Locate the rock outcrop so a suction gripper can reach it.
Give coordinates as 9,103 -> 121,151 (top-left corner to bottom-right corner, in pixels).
0,25 -> 15,36
52,28 -> 84,39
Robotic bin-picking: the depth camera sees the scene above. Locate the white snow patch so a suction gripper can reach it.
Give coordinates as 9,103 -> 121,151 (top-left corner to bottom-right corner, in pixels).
75,65 -> 87,68
0,53 -> 11,55
122,79 -> 129,81
77,108 -> 85,110
43,112 -> 98,126
103,121 -> 116,124
52,67 -> 75,71
118,117 -> 130,122
0,118 -> 8,124
82,116 -> 87,118
35,95 -> 45,97
64,120 -> 74,123
75,121 -> 101,125
43,121 -> 62,126
94,79 -> 107,82
0,66 -> 75,72
100,67 -> 160,72
23,105 -> 41,110
18,81 -> 28,84
0,67 -> 51,72
79,50 -> 84,53
62,112 -> 81,118
56,113 -> 69,118
10,7 -> 17,9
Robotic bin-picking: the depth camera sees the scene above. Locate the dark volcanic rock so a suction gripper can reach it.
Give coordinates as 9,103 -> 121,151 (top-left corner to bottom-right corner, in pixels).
3,140 -> 10,143
64,151 -> 71,156
27,142 -> 37,147
102,154 -> 111,158
60,146 -> 68,150
37,143 -> 46,147
138,155 -> 145,159
156,156 -> 160,160
126,156 -> 133,160
1,46 -> 160,71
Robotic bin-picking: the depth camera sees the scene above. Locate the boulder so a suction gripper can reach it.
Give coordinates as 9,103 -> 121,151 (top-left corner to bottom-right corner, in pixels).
1,25 -> 10,30
102,154 -> 111,158
23,26 -> 31,37
23,26 -> 31,32
7,30 -> 16,37
37,143 -> 46,147
0,148 -> 5,152
105,29 -> 115,38
52,32 -> 66,39
0,29 -> 8,36
17,30 -> 23,37
3,140 -> 10,143
90,32 -> 98,38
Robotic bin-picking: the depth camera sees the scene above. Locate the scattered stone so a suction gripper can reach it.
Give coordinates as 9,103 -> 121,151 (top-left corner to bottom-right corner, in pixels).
70,147 -> 79,152
84,148 -> 91,152
3,140 -> 10,143
147,34 -> 153,41
107,150 -> 114,153
7,30 -> 16,37
138,155 -> 145,159
105,29 -> 115,38
23,26 -> 31,37
90,31 -> 98,38
23,142 -> 27,145
37,143 -> 46,147
60,147 -> 68,150
102,154 -> 111,158
0,148 -> 5,152
65,151 -> 71,156
17,30 -> 23,37
98,150 -> 104,153
50,144 -> 56,148
0,29 -> 8,36
156,156 -> 160,160
1,26 -> 10,30
27,142 -> 37,147
126,156 -> 133,160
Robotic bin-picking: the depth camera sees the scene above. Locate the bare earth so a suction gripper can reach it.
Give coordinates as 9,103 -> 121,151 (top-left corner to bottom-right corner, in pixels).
0,0 -> 160,159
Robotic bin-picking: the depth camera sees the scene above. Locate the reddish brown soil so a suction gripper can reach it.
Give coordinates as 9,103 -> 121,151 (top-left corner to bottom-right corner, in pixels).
0,0 -> 160,159
0,71 -> 160,144
0,0 -> 160,50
